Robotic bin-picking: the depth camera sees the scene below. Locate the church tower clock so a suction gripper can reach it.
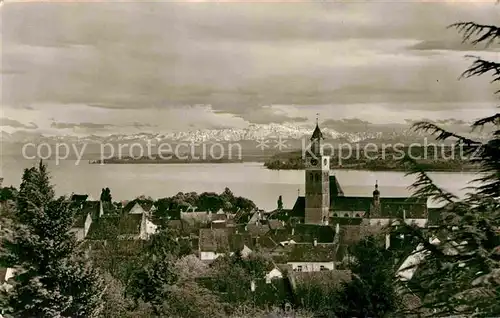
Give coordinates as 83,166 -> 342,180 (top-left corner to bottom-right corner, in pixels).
305,118 -> 330,225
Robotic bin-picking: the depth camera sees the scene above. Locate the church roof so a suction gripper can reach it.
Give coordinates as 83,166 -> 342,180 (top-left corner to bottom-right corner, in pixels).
329,175 -> 344,197
291,196 -> 306,218
370,198 -> 427,219
310,124 -> 324,140
331,197 -> 372,213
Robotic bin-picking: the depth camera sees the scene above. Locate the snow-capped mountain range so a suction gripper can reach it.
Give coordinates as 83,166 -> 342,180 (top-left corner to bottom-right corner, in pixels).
0,123 -> 425,145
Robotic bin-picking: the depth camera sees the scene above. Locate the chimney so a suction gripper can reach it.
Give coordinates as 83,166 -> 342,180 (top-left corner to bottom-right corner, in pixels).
281,220 -> 285,227
250,280 -> 256,292
245,225 -> 248,231
291,227 -> 295,236
403,209 -> 406,222
335,223 -> 340,234
385,233 -> 390,250
313,238 -> 317,246
373,181 -> 380,205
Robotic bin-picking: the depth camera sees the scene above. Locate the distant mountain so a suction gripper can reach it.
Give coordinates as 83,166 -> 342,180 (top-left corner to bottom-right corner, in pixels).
0,122 -> 491,155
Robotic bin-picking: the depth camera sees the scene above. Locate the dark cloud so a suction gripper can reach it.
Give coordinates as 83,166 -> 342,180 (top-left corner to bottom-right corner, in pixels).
231,107 -> 308,124
51,122 -> 115,130
2,2 -> 499,128
409,39 -> 500,52
50,121 -> 157,130
0,117 -> 38,129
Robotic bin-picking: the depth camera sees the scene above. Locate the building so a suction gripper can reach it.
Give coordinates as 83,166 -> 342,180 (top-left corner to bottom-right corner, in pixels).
278,121 -> 428,226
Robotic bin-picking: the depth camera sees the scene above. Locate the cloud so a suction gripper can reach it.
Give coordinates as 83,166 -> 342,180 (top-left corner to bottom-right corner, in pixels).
409,39 -> 500,52
219,105 -> 308,124
0,117 -> 38,129
1,2 -> 499,132
50,122 -> 115,130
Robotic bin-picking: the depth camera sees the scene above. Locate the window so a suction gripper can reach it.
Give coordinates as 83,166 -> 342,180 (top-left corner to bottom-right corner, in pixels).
296,266 -> 303,272
310,174 -> 314,181
323,158 -> 327,166
320,266 -> 327,271
315,173 -> 320,182
344,213 -> 349,217
355,213 -> 360,218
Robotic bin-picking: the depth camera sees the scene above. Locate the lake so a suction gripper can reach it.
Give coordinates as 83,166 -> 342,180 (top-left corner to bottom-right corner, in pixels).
0,158 -> 479,210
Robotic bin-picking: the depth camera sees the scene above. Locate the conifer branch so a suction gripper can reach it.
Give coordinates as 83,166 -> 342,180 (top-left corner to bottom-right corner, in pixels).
449,22 -> 500,47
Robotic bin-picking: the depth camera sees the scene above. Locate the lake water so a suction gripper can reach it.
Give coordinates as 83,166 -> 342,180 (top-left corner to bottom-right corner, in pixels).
0,158 -> 478,210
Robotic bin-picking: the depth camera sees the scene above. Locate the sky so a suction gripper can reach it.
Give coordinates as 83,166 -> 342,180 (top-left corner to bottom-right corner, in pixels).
1,0 -> 499,136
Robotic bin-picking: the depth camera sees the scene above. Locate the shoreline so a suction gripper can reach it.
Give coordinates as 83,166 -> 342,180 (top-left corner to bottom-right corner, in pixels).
87,159 -> 479,173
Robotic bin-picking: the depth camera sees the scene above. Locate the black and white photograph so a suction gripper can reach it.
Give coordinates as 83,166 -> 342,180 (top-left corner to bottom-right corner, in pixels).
0,0 -> 499,317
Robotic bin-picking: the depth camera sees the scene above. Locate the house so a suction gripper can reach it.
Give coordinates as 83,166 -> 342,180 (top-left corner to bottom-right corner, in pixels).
265,267 -> 285,283
124,200 -> 154,215
285,244 -> 337,272
199,228 -> 231,261
118,213 -> 157,240
0,267 -> 15,291
70,200 -> 102,241
70,209 -> 93,241
198,228 -> 254,261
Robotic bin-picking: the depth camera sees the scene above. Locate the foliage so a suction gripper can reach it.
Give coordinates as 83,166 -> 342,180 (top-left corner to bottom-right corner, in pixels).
0,186 -> 18,203
277,195 -> 283,210
100,187 -> 112,202
394,15 -> 500,317
0,161 -> 105,318
336,236 -> 401,318
153,188 -> 257,225
174,254 -> 210,282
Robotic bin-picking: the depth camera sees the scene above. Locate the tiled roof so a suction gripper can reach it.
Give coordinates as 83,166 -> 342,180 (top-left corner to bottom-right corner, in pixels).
87,216 -> 120,240
268,224 -> 336,244
268,219 -> 285,230
292,224 -> 336,243
199,229 -> 230,253
246,223 -> 270,237
71,194 -> 88,203
123,199 -> 154,213
290,270 -> 352,291
287,244 -> 337,262
79,201 -> 101,221
229,233 -> 254,252
267,209 -> 293,222
371,199 -> 427,219
331,197 -> 372,213
329,175 -> 344,197
255,235 -> 278,249
337,225 -> 363,246
118,214 -> 143,235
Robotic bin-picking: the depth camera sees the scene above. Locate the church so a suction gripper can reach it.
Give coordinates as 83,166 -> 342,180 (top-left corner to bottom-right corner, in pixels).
273,121 -> 429,227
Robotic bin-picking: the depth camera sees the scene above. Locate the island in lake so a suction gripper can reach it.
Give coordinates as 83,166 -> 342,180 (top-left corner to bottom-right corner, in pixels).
263,146 -> 480,172
89,144 -> 480,173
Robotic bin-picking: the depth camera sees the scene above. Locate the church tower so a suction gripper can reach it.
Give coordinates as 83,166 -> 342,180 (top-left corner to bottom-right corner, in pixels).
304,118 -> 330,225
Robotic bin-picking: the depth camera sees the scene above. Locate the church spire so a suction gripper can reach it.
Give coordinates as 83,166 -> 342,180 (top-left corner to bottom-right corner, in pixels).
310,114 -> 323,141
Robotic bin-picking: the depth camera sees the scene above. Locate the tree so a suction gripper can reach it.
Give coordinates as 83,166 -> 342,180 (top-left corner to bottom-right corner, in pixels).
335,236 -> 400,318
277,195 -> 283,210
100,187 -> 112,202
395,14 -> 500,317
0,161 -> 105,317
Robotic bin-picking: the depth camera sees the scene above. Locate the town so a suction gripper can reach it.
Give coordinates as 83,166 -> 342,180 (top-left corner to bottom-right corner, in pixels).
1,124 -> 440,316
